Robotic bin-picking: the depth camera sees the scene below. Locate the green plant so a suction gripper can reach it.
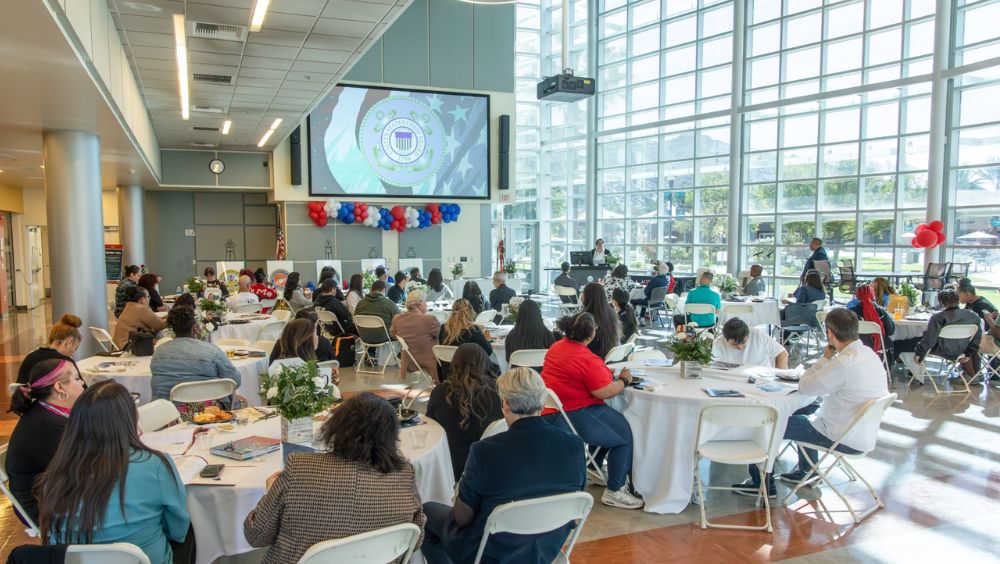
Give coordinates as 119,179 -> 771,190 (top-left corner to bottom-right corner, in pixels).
503,260 -> 518,275
605,252 -> 622,266
715,273 -> 739,294
260,361 -> 338,420
198,298 -> 228,315
899,282 -> 919,307
667,335 -> 713,365
185,276 -> 205,294
450,262 -> 465,278
362,270 -> 377,290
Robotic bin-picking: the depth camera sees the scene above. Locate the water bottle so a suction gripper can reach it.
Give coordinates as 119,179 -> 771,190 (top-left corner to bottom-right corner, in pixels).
176,286 -> 182,295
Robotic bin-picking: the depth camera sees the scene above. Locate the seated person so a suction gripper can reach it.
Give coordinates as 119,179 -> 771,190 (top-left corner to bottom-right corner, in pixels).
742,264 -> 766,296
462,281 -> 490,315
631,262 -> 672,317
898,288 -> 982,382
421,368 -> 585,564
374,265 -> 389,283
426,343 -> 503,479
245,393 -> 424,564
138,273 -> 167,312
958,282 -> 997,323
425,268 -> 454,302
353,280 -> 399,344
250,268 -> 278,311
37,381 -> 190,564
269,310 -> 337,367
504,299 -> 556,362
542,313 -> 642,509
313,279 -> 356,336
114,265 -> 141,317
315,266 -> 344,301
345,274 -> 365,314
846,277 -> 895,309
553,262 -> 579,304
391,291 -> 441,382
611,289 -> 639,343
673,271 -> 721,333
409,267 -> 427,285
733,308 -> 888,497
203,266 -> 230,298
580,283 -> 622,359
113,285 -> 167,349
489,272 -> 517,312
604,263 -> 639,302
783,270 -> 826,306
440,299 -> 494,359
18,314 -> 82,384
282,272 -> 312,314
848,284 -> 895,357
7,359 -> 85,522
227,275 -> 260,311
150,306 -> 241,401
386,271 -> 410,304
712,318 -> 788,368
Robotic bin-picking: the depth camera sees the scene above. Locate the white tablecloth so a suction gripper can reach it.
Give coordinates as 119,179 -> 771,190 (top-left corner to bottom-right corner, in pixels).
607,361 -> 814,514
78,350 -> 269,406
210,314 -> 275,344
676,297 -> 781,328
891,317 -> 929,341
146,415 -> 454,564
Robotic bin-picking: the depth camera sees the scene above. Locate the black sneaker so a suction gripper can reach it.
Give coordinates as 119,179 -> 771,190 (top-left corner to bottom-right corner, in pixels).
777,471 -> 819,487
731,479 -> 776,498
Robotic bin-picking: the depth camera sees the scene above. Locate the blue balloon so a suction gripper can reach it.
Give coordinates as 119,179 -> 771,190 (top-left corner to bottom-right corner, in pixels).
344,215 -> 354,224
382,222 -> 391,231
346,203 -> 355,211
453,205 -> 461,215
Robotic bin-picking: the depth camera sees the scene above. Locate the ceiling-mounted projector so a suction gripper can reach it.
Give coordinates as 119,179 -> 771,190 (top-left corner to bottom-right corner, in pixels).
537,70 -> 596,102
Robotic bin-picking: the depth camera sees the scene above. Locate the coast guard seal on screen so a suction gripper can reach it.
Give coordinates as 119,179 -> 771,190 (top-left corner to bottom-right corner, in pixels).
359,96 -> 445,187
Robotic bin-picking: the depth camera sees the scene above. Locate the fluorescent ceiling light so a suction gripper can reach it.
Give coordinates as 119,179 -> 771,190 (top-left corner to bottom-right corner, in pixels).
257,129 -> 274,147
269,118 -> 282,130
249,0 -> 270,32
173,14 -> 189,120
222,120 -> 232,135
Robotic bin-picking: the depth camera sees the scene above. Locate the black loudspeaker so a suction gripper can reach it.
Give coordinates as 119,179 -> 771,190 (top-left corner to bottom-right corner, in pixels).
498,115 -> 510,190
290,126 -> 302,185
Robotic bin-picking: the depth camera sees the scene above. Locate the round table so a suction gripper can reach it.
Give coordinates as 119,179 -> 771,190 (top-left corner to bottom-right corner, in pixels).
78,349 -> 269,406
891,316 -> 930,341
144,414 -> 454,564
676,297 -> 781,328
606,361 -> 815,514
210,313 -> 276,345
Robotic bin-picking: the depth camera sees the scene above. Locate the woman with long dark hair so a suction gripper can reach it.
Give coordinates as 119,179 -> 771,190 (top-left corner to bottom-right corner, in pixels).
611,288 -> 639,343
346,274 -> 365,314
580,283 -> 622,359
504,299 -> 556,361
138,273 -> 167,312
6,359 -> 86,522
283,272 -> 312,313
461,281 -> 489,315
425,268 -> 453,302
244,392 -> 425,564
426,344 -> 503,479
36,381 -> 189,564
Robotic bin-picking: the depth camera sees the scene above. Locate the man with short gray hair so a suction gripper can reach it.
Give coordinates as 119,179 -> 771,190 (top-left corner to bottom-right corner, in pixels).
489,271 -> 516,312
226,275 -> 260,311
420,368 -> 586,564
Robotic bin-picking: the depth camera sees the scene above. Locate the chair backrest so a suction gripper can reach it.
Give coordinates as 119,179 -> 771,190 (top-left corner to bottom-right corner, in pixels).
315,309 -> 338,326
840,258 -> 854,268
65,543 -> 151,564
471,309 -> 496,324
432,345 -> 458,365
216,338 -> 251,348
169,378 -> 238,403
316,360 -> 340,371
553,285 -> 578,297
259,298 -> 278,312
481,418 -> 509,439
270,309 -> 292,322
258,321 -> 287,342
235,302 -> 263,314
815,310 -> 828,326
252,339 -> 276,352
812,260 -> 833,284
354,314 -> 393,345
946,261 -> 970,281
783,303 -> 819,327
0,444 -> 40,537
508,349 -> 548,368
648,286 -> 669,305
664,293 -> 679,309
474,492 -> 594,564
628,349 -> 667,362
831,393 -> 898,453
297,522 -> 421,564
857,320 -> 884,336
544,388 -> 580,435
938,323 -> 979,341
625,333 -> 638,346
136,399 -> 181,433
683,303 -> 717,315
737,270 -> 750,288
89,326 -> 118,352
924,262 -> 948,290
695,403 -> 780,456
604,343 -> 633,364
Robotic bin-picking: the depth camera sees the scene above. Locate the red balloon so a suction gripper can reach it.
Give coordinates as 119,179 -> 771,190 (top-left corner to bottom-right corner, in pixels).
426,203 -> 439,213
308,201 -> 324,211
309,210 -> 319,220
430,214 -> 440,225
915,229 -> 937,248
391,206 -> 404,219
317,217 -> 327,227
358,203 -> 368,211
911,238 -> 921,248
915,224 -> 928,233
319,209 -> 327,218
936,232 -> 946,245
929,220 -> 944,233
391,219 -> 399,229
397,224 -> 406,233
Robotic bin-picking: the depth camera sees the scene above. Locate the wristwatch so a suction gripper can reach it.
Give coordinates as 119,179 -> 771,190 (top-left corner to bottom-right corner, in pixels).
616,375 -> 630,386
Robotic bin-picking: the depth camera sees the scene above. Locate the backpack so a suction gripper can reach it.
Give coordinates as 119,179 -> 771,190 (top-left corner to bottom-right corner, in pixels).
333,335 -> 356,367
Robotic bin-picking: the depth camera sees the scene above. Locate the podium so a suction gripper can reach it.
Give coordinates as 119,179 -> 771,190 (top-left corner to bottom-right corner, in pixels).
546,266 -> 612,288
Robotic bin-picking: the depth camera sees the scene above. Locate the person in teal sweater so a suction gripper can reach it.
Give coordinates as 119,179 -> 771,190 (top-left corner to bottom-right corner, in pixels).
673,271 -> 721,332
36,381 -> 190,564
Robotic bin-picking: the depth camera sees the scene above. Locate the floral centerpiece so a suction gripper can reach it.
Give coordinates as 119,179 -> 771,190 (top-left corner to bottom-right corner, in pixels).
362,270 -> 377,291
259,360 -> 339,444
185,276 -> 205,297
503,260 -> 518,277
899,282 -> 920,307
605,251 -> 622,266
715,273 -> 739,297
198,297 -> 228,325
667,333 -> 713,378
505,297 -> 524,322
450,262 -> 464,279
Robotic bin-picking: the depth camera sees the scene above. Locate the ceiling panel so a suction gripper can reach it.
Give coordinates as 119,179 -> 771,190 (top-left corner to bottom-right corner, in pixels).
186,3 -> 251,26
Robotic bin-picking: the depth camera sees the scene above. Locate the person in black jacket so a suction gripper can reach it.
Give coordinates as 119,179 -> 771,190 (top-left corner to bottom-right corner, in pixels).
462,281 -> 489,315
801,237 -> 829,280
313,279 -> 356,336
898,289 -> 982,381
386,271 -> 409,304
6,358 -> 87,522
504,299 -> 556,362
315,266 -> 344,301
489,272 -> 516,312
269,309 -> 336,364
612,289 -> 639,343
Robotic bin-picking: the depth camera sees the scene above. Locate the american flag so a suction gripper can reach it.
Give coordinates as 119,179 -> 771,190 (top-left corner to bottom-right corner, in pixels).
275,229 -> 286,260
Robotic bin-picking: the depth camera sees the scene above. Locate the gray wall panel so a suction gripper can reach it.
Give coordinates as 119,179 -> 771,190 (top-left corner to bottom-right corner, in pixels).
244,193 -> 267,204
245,226 -> 278,260
286,224 -> 336,261
399,224 -> 442,264
473,5 -> 516,92
381,0 -> 429,86
161,151 -> 217,186
194,193 -> 245,224
336,226 -> 382,262
345,38 -> 383,82
195,226 -> 245,259
218,152 -> 270,187
145,191 -> 195,293
245,205 -> 277,225
429,0 -> 473,90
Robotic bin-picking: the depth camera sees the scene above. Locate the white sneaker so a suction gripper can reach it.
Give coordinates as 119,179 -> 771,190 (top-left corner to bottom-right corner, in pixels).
601,487 -> 644,509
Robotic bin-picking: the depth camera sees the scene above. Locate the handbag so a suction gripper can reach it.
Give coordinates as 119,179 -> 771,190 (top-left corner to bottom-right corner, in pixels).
125,329 -> 156,356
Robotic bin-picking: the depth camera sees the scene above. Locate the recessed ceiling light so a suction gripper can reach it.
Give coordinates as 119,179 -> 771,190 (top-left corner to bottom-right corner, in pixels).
257,129 -> 274,147
222,120 -> 232,135
173,14 -> 190,120
249,0 -> 271,32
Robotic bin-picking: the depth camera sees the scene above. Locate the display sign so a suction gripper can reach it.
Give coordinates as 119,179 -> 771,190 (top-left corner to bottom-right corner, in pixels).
216,261 -> 245,292
266,261 -> 294,289
104,244 -> 124,282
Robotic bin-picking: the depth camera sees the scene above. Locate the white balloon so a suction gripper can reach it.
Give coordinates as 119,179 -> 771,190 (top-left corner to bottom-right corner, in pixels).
325,199 -> 340,214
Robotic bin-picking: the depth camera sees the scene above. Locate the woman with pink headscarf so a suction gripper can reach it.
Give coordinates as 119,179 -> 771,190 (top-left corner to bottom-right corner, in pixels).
848,284 -> 895,356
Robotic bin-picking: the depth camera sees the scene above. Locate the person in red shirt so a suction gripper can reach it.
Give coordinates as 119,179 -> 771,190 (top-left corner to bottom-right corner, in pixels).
541,312 -> 643,510
250,268 -> 278,313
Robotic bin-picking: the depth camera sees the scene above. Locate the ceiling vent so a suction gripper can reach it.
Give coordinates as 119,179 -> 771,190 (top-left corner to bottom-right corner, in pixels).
189,21 -> 245,42
192,126 -> 220,132
193,73 -> 233,85
193,105 -> 226,114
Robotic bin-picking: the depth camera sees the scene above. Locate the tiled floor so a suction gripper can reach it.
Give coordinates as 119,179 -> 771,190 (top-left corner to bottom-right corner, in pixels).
1,304 -> 998,563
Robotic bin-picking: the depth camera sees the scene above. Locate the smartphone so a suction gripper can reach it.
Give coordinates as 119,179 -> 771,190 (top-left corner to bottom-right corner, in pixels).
199,464 -> 225,478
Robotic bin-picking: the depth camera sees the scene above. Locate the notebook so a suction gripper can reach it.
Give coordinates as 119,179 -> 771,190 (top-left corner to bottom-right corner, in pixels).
702,388 -> 745,398
209,435 -> 281,460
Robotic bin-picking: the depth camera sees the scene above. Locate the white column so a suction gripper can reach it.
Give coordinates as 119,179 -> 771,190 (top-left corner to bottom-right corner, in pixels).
727,0 -> 747,275
925,0 -> 952,265
117,185 -> 146,267
43,131 -> 108,357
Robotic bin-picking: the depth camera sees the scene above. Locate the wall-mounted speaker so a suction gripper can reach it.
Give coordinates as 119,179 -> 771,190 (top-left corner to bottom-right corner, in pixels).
290,126 -> 302,185
498,114 -> 510,190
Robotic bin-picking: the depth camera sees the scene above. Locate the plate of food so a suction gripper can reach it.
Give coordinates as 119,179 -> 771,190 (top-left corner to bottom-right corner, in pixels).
190,406 -> 235,425
397,408 -> 419,423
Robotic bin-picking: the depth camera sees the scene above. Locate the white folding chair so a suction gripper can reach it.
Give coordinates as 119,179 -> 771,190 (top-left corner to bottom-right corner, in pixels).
907,324 -> 979,394
259,298 -> 278,313
396,336 -> 431,382
297,522 -> 421,564
694,403 -> 780,532
315,309 -> 346,338
257,320 -> 287,342
545,388 -> 606,487
508,349 -> 548,369
169,378 -> 238,404
857,320 -> 891,387
400,366 -> 435,411
354,315 -> 399,375
683,303 -> 718,334
553,286 -> 580,314
216,338 -> 251,348
474,309 -> 498,324
65,543 -> 151,564
0,444 -> 40,537
270,310 -> 292,322
473,492 -> 593,564
252,339 -> 276,352
433,345 -> 459,366
89,326 -> 119,353
234,302 -> 263,314
628,349 -> 667,362
604,343 -> 634,364
481,418 -> 509,439
782,393 -> 898,524
137,400 -> 181,433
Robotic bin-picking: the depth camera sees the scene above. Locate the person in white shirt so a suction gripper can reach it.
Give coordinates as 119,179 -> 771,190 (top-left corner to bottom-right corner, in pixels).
712,318 -> 787,368
733,308 -> 888,497
227,275 -> 260,311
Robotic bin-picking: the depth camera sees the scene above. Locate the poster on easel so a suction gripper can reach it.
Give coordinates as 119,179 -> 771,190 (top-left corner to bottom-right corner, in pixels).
216,261 -> 245,292
315,260 -> 343,286
360,258 -> 387,273
104,244 -> 124,282
266,260 -> 295,289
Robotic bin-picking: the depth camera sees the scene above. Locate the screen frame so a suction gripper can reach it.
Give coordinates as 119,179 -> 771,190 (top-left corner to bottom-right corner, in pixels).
306,83 -> 492,201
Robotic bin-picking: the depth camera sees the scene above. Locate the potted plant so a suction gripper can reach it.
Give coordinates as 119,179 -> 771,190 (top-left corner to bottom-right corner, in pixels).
899,282 -> 919,309
185,276 -> 205,298
715,273 -> 739,298
198,297 -> 228,324
259,360 -> 339,444
667,333 -> 713,378
605,251 -> 622,266
503,260 -> 518,278
450,262 -> 464,280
